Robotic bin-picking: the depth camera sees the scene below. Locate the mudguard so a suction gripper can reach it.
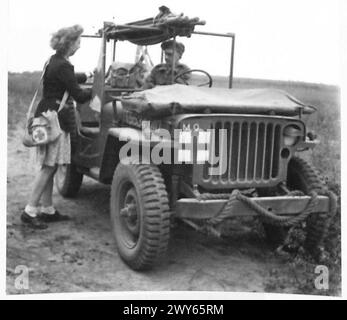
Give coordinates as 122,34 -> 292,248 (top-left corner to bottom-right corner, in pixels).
99,127 -> 176,183
107,127 -> 175,147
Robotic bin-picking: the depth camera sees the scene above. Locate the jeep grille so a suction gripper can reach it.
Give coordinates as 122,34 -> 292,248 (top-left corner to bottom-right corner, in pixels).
189,116 -> 298,189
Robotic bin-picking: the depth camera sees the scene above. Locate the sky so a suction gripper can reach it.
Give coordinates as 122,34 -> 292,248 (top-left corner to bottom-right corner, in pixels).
5,0 -> 341,84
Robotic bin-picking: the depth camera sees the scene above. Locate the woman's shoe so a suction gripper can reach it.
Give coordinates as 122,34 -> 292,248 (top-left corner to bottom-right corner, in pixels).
21,211 -> 48,229
38,210 -> 70,223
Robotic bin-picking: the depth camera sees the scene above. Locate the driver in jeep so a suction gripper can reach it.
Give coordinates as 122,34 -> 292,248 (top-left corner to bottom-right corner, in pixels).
142,39 -> 190,89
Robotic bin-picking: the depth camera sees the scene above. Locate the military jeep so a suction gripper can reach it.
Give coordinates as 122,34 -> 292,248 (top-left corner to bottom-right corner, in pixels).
55,15 -> 335,271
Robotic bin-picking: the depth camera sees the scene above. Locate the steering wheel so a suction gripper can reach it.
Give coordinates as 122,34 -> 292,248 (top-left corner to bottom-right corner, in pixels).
174,69 -> 213,88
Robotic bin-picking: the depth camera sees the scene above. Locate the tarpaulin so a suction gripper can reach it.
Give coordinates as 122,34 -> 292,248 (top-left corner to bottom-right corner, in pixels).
120,84 -> 310,118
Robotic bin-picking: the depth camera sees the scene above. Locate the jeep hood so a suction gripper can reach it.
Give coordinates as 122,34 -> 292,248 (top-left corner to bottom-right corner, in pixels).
120,84 -> 314,118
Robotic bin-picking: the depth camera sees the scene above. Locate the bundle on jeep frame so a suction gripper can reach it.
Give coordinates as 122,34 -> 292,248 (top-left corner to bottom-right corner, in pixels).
102,6 -> 205,45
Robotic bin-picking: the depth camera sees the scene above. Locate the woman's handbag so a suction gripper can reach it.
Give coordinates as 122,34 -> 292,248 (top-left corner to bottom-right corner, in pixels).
22,60 -> 69,147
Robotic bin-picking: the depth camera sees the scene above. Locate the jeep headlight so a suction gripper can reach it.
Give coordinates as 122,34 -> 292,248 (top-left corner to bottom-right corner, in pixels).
283,125 -> 302,146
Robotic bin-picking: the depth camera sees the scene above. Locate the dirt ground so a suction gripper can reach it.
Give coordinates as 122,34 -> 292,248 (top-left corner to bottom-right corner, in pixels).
6,130 -> 339,296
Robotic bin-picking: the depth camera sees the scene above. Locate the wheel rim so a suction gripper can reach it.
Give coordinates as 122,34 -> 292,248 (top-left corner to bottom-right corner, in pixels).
56,165 -> 67,188
118,183 -> 141,249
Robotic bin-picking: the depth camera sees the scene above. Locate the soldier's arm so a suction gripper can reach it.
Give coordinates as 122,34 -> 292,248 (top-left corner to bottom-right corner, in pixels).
142,68 -> 157,89
180,64 -> 191,81
175,64 -> 191,84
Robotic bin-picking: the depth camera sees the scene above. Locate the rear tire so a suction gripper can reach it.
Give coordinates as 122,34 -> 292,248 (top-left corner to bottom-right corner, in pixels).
110,163 -> 171,270
55,129 -> 83,198
55,163 -> 83,198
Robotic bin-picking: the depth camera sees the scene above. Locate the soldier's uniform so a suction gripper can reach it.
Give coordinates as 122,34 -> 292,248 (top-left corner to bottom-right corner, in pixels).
143,39 -> 190,89
143,62 -> 190,89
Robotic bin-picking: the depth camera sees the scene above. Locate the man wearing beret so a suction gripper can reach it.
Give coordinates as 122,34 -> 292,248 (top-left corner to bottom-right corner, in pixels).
143,40 -> 190,89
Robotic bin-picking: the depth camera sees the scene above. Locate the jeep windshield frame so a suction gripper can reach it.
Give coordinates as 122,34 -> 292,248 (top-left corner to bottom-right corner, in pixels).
82,21 -> 236,89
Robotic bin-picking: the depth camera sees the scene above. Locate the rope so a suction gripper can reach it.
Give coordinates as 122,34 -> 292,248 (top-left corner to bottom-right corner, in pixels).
186,187 -> 337,238
197,188 -> 256,200
206,189 -> 318,227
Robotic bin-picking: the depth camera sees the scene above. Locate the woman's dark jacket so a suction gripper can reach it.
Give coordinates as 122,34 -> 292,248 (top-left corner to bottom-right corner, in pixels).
35,53 -> 92,132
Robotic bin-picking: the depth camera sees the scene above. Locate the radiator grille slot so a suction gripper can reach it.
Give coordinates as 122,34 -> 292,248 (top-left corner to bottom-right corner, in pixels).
202,119 -> 283,185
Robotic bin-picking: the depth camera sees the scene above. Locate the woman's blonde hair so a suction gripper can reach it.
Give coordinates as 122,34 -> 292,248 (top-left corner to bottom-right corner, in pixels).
50,24 -> 83,56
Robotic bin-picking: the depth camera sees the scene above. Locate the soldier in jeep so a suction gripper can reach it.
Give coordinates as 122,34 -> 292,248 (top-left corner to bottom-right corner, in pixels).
142,40 -> 190,89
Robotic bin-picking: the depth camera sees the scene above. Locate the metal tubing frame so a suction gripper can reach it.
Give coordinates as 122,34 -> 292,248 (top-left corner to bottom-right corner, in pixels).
113,40 -> 117,62
192,31 -> 235,88
82,28 -> 236,88
81,35 -> 102,38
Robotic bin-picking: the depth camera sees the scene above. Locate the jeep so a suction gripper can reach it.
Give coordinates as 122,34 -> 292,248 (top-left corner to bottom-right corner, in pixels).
55,14 -> 336,271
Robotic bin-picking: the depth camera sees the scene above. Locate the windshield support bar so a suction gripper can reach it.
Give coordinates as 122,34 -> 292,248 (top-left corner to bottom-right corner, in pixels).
192,31 -> 235,88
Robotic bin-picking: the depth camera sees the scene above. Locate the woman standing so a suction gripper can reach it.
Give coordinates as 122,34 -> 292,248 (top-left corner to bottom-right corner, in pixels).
22,25 -> 92,229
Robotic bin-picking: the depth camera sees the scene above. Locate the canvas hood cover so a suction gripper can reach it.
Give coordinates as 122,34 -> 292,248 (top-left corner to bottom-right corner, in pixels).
120,84 -> 313,118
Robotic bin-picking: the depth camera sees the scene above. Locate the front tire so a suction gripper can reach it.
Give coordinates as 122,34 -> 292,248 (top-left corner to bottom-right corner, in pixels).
110,163 -> 171,270
287,157 -> 329,256
261,157 -> 330,256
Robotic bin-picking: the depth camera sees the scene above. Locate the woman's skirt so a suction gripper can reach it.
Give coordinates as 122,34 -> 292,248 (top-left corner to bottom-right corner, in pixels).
36,131 -> 71,167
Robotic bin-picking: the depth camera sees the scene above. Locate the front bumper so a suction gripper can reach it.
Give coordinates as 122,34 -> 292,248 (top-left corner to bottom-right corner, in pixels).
175,195 -> 329,219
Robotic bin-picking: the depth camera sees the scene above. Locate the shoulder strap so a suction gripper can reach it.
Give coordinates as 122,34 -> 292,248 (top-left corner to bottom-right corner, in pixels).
26,59 -> 50,120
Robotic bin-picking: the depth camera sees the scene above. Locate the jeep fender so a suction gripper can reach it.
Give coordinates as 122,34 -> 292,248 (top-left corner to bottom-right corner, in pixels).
99,127 -> 176,183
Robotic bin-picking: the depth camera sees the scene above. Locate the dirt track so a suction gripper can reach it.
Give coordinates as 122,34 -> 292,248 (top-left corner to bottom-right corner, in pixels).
6,131 -> 330,295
